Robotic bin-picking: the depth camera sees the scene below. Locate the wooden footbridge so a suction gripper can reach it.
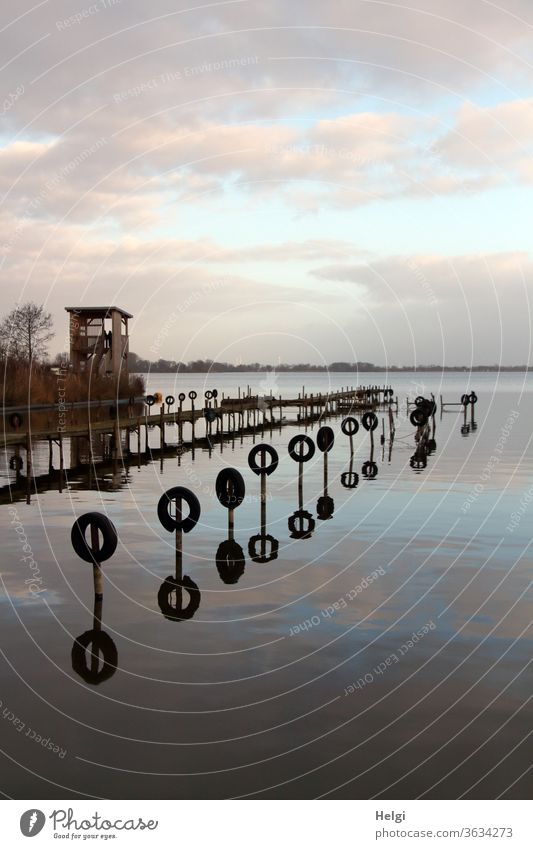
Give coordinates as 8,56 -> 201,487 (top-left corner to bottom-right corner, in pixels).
2,385 -> 397,504
2,385 -> 396,449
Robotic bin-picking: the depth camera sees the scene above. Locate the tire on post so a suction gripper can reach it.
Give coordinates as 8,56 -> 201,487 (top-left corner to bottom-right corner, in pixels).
316,426 -> 334,453
288,434 -> 315,463
362,412 -> 378,432
71,512 -> 118,564
248,444 -> 279,476
157,487 -> 201,533
215,468 -> 246,508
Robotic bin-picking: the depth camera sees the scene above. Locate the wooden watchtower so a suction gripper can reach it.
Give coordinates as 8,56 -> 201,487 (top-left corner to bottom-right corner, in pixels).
65,306 -> 132,378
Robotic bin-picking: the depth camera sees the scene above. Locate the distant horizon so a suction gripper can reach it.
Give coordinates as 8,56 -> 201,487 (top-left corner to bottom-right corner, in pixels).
129,353 -> 532,374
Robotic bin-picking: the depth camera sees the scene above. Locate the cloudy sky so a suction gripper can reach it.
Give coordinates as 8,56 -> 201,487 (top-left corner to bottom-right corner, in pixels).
1,0 -> 532,365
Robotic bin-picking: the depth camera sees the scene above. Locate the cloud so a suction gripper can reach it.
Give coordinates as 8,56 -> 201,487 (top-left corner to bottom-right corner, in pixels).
1,1 -> 532,364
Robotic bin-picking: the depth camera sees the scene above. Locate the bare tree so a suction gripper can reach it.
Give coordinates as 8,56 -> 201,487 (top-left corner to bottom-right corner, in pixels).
0,302 -> 54,362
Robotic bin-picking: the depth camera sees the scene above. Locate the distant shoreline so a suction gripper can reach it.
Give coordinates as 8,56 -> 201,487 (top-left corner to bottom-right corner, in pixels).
134,366 -> 532,374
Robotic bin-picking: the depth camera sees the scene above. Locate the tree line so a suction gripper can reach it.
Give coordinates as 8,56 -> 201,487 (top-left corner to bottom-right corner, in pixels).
129,352 -> 531,373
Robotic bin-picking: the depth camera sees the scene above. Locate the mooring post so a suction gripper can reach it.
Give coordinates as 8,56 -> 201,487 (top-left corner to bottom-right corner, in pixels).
260,446 -> 267,535
114,418 -> 121,460
90,523 -> 104,598
175,494 -> 183,608
25,432 -> 32,505
48,437 -> 53,474
160,404 -> 165,449
59,431 -> 64,493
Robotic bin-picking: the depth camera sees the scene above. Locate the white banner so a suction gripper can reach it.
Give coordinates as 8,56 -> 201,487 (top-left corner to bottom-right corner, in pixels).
2,800 -> 531,848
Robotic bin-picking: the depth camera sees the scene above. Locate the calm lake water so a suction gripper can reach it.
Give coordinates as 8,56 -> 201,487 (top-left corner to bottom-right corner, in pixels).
1,372 -> 531,799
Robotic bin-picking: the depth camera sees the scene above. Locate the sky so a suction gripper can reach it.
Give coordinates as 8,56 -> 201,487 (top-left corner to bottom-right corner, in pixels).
0,0 -> 532,366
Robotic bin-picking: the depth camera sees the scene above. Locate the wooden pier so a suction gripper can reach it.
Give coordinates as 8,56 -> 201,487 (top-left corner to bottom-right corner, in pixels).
2,385 -> 397,450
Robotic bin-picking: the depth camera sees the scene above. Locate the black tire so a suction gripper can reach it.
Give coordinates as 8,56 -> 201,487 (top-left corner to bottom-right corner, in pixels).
461,424 -> 470,435
9,412 -> 23,429
461,394 -> 470,406
417,398 -> 433,415
362,412 -> 378,432
288,509 -> 315,539
316,426 -> 334,453
469,392 -> 478,405
248,444 -> 279,476
341,417 -> 359,436
248,533 -> 279,564
316,495 -> 334,520
157,575 -> 201,621
178,392 -> 186,403
414,396 -> 425,407
204,390 -> 213,400
165,395 -> 175,406
288,434 -> 315,463
71,630 -> 118,685
410,409 -> 428,427
362,461 -> 378,478
157,487 -> 201,533
212,389 -> 218,399
216,539 -> 245,584
71,512 -> 118,564
188,390 -> 197,401
410,453 -> 427,470
341,471 -> 359,489
146,394 -> 155,406
215,468 -> 246,509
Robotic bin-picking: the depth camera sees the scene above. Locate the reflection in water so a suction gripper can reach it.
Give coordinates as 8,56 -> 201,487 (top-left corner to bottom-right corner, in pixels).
288,509 -> 315,539
316,426 -> 335,521
341,456 -> 359,489
362,439 -> 379,479
288,435 -> 316,539
410,445 -> 428,471
247,445 -> 279,564
158,574 -> 201,621
216,539 -> 246,584
215,468 -> 247,583
71,594 -> 118,685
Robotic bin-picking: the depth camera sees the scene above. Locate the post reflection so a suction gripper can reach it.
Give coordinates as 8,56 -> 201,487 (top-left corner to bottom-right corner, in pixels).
71,593 -> 118,685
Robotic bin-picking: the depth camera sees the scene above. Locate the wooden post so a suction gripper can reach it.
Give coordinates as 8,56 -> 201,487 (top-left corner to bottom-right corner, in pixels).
160,404 -> 165,449
175,494 -> 183,609
114,418 -> 121,459
91,523 -> 103,598
59,432 -> 64,493
25,432 -> 32,504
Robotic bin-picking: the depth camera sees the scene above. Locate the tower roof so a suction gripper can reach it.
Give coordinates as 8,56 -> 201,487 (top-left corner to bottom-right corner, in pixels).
65,306 -> 133,319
